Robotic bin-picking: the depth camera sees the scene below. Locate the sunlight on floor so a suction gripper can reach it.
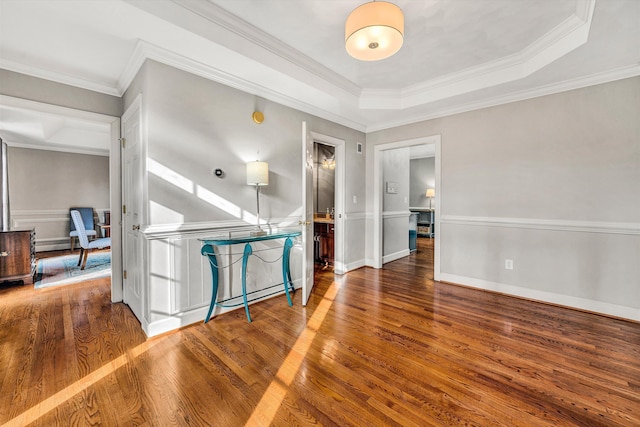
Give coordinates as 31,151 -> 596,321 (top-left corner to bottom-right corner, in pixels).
2,339 -> 161,427
245,278 -> 342,426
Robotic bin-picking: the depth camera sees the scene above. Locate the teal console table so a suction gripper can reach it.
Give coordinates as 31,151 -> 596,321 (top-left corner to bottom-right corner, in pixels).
200,229 -> 301,323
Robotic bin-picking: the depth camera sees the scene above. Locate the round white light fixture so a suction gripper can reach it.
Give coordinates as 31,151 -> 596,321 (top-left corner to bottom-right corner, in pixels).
345,1 -> 404,61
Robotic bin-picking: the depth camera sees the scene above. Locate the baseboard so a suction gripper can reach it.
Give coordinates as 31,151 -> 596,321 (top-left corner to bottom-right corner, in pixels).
143,287 -> 296,337
439,273 -> 640,322
344,259 -> 366,273
383,249 -> 410,264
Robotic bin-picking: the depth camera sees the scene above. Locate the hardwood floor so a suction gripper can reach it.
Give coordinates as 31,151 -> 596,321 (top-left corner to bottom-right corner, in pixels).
1,239 -> 639,426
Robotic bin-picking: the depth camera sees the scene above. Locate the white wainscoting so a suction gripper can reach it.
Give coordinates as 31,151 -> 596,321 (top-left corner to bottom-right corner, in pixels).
382,210 -> 411,265
342,211 -> 367,273
141,220 -> 304,337
11,209 -> 110,251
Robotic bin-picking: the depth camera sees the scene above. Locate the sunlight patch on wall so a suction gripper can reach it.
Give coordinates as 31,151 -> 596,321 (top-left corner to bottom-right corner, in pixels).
196,184 -> 243,219
148,158 -> 193,194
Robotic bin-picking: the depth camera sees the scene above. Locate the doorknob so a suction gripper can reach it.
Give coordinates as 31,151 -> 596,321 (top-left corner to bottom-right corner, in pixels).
298,220 -> 311,226
132,224 -> 140,231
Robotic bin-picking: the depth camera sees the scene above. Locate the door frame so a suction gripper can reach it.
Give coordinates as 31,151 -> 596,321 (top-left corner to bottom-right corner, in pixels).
372,135 -> 441,281
310,131 -> 345,274
0,95 -> 123,300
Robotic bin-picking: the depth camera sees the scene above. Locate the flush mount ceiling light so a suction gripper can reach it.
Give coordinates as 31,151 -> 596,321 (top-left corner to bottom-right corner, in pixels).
345,1 -> 404,61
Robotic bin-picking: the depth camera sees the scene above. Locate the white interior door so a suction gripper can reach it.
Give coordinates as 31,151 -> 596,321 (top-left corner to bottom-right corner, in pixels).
121,98 -> 143,322
301,121 -> 315,305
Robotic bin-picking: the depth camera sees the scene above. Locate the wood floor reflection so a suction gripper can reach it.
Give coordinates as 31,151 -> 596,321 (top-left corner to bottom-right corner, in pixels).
1,238 -> 638,426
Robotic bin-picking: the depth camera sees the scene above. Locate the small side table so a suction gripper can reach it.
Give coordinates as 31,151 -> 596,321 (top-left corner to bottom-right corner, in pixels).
200,229 -> 301,323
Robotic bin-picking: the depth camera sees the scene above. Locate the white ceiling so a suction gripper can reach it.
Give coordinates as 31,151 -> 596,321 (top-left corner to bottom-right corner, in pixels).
0,0 -> 639,152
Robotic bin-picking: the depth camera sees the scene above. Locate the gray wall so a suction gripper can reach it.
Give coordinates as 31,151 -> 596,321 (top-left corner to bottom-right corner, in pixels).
8,147 -> 110,249
122,60 -> 368,327
124,60 -> 365,227
410,157 -> 435,208
367,76 -> 640,316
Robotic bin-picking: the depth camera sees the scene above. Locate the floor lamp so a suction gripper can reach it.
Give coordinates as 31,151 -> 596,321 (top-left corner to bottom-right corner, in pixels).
247,161 -> 269,236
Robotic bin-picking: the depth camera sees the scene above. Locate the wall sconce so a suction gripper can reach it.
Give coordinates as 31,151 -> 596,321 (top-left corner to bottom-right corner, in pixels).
247,161 -> 269,236
426,188 -> 435,209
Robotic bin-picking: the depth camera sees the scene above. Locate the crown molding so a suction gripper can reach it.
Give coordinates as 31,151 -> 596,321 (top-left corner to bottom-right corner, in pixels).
117,40 -> 368,132
167,0 -> 361,97
360,0 -> 596,110
365,64 -> 640,132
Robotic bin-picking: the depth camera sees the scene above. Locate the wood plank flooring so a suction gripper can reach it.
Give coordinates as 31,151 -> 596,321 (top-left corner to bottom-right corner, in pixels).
1,239 -> 639,426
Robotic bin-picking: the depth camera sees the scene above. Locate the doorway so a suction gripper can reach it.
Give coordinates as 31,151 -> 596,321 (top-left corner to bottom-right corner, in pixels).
0,95 -> 123,299
313,142 -> 335,269
372,135 -> 441,281
309,131 -> 345,275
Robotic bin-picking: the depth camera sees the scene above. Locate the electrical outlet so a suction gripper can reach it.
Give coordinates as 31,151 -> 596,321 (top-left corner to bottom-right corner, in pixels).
353,195 -> 357,204
505,259 -> 514,270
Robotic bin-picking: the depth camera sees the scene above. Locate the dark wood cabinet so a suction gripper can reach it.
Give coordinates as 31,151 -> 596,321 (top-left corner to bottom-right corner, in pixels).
314,221 -> 334,266
0,229 -> 36,285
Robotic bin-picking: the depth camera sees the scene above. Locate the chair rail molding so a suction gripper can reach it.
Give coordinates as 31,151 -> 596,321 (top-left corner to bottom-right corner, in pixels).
440,215 -> 640,235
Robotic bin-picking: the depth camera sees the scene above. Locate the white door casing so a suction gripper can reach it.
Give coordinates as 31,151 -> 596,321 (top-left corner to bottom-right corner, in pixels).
372,135 -> 441,281
121,95 -> 144,322
310,132 -> 345,274
301,121 -> 315,305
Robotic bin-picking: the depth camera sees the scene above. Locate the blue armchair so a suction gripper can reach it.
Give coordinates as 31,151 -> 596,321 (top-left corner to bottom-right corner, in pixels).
70,210 -> 111,269
69,207 -> 97,251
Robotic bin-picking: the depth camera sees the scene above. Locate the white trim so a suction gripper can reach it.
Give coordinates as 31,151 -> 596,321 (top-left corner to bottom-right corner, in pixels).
141,216 -> 304,240
344,259 -> 366,272
343,212 -> 368,220
382,210 -> 411,219
441,215 -> 640,235
119,40 -> 367,132
383,249 -> 411,265
361,0 -> 596,110
365,64 -> 640,132
372,135 -> 441,281
439,273 -> 640,323
168,0 -> 361,97
12,209 -> 110,216
3,1 -> 638,134
310,131 -> 346,275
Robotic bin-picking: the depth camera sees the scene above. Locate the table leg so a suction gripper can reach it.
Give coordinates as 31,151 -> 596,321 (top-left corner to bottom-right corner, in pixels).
202,244 -> 219,323
242,243 -> 253,322
282,237 -> 294,306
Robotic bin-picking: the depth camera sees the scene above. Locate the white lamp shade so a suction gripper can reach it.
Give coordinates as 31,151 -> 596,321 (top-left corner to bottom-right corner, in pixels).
345,1 -> 404,61
426,189 -> 435,198
247,161 -> 269,186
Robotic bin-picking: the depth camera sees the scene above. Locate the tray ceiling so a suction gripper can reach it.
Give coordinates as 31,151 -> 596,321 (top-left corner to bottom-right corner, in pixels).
0,0 -> 639,150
